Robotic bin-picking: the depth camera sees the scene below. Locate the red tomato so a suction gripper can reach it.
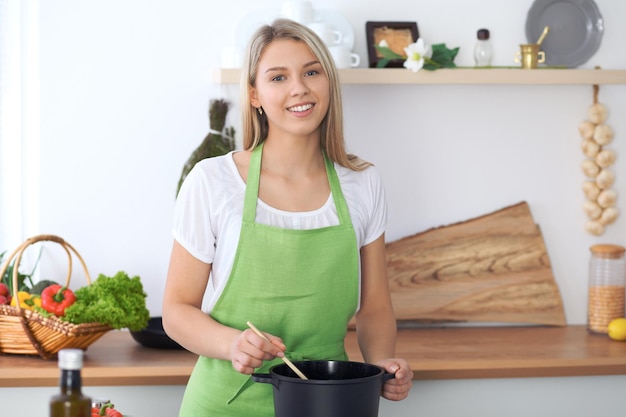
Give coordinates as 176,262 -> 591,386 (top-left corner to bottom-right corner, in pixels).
105,407 -> 123,417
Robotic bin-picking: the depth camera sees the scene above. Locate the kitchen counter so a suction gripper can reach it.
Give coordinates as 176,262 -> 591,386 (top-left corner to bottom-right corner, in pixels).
1,325 -> 625,387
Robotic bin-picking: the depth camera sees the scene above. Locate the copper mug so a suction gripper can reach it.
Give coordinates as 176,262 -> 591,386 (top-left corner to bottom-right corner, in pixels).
514,44 -> 545,69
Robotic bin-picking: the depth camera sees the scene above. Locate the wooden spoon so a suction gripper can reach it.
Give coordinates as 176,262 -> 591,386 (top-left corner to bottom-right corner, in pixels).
246,321 -> 308,380
536,26 -> 550,47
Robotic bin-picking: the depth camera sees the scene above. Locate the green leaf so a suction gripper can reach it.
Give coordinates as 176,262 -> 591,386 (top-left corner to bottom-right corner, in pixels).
374,42 -> 460,71
374,45 -> 406,67
1,248 -> 41,294
424,43 -> 459,71
374,45 -> 406,60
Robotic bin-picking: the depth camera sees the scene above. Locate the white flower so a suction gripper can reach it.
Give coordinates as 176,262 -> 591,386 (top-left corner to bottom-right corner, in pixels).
403,38 -> 432,72
378,39 -> 389,48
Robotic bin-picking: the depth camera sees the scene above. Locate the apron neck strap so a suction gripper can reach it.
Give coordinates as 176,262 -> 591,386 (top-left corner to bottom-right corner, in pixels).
242,144 -> 263,222
323,149 -> 351,224
243,143 -> 351,225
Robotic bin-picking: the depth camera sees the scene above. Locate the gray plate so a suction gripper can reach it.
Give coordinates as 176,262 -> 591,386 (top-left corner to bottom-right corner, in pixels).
525,0 -> 604,68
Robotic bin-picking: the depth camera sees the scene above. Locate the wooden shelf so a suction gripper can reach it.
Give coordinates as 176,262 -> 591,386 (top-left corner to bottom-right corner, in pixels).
212,68 -> 626,85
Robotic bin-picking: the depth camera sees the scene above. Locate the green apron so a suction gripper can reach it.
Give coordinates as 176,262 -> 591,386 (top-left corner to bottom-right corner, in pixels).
179,144 -> 360,417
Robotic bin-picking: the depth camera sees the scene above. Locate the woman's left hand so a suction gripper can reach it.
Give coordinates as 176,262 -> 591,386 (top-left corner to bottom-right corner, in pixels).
375,358 -> 413,401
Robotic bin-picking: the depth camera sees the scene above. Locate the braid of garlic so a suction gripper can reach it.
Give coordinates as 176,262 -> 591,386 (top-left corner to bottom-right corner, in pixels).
580,83 -> 618,236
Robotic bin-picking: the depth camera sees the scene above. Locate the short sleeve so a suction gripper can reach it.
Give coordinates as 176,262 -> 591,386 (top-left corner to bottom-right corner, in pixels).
336,164 -> 388,249
172,164 -> 216,264
362,166 -> 387,246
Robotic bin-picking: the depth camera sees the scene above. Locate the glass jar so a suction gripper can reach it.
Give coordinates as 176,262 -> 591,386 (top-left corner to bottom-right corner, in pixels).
587,244 -> 625,333
474,28 -> 493,67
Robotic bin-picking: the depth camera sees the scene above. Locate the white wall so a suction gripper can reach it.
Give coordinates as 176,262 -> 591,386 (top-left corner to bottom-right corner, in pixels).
26,0 -> 625,323
3,1 -> 626,416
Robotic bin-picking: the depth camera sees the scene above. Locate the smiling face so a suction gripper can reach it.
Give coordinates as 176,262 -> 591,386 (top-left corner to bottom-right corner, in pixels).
249,39 -> 330,142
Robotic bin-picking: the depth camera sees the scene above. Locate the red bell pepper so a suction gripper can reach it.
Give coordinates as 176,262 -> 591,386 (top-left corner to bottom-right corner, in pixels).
41,284 -> 76,316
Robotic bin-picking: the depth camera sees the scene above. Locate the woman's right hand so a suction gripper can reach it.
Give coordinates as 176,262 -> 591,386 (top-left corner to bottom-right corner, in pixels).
231,328 -> 287,374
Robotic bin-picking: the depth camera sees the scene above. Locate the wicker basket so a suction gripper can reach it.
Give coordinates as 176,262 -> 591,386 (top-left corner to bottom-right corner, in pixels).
0,234 -> 111,359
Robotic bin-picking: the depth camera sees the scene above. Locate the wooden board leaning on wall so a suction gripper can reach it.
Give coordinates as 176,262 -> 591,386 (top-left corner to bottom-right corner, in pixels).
383,201 -> 566,327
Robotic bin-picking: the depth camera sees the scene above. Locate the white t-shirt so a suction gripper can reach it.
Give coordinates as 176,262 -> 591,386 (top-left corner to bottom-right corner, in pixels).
173,151 -> 387,311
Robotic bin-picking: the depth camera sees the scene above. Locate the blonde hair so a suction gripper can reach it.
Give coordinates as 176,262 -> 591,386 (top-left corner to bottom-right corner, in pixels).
240,18 -> 370,171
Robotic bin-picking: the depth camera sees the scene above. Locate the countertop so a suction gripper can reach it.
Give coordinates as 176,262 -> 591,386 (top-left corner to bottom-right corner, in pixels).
1,325 -> 625,387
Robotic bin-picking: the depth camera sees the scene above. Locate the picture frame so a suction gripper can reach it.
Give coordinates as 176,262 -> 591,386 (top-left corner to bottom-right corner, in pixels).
365,21 -> 419,68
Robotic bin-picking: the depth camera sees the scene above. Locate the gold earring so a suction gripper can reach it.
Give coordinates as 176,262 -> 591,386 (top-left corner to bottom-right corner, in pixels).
257,107 -> 263,115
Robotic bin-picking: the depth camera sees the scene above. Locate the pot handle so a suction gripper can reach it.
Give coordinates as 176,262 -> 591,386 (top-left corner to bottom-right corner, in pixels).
251,373 -> 277,387
382,372 -> 395,382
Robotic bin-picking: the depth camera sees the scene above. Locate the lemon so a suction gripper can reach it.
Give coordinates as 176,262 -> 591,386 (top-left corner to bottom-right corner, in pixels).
607,318 -> 626,341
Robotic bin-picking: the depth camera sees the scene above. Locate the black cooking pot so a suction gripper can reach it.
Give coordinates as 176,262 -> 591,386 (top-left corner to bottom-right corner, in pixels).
252,360 -> 394,417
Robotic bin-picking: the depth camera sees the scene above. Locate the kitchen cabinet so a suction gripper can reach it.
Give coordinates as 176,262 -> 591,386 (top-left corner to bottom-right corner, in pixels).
212,68 -> 626,85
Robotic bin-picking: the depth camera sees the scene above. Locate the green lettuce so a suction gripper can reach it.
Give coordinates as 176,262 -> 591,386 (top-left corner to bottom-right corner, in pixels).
63,271 -> 150,331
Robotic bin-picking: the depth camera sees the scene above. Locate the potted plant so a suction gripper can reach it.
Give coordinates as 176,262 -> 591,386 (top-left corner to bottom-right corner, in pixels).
176,98 -> 236,197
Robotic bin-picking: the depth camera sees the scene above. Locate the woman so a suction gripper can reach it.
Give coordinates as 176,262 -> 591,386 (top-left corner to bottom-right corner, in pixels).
163,18 -> 413,416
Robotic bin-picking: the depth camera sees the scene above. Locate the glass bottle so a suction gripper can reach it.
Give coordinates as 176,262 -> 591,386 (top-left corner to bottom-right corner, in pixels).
50,349 -> 92,417
587,244 -> 625,334
474,28 -> 493,67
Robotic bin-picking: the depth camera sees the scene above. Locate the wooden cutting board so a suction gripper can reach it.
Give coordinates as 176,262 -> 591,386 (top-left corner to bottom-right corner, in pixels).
386,201 -> 566,326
